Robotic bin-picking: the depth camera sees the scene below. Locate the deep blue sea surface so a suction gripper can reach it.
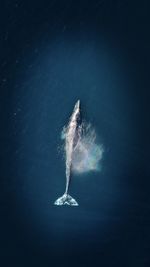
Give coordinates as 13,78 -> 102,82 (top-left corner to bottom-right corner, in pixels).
1,1 -> 150,266
10,38 -> 138,265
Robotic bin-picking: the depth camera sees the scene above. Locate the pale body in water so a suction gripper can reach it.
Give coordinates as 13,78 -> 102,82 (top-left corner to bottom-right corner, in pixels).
54,100 -> 81,206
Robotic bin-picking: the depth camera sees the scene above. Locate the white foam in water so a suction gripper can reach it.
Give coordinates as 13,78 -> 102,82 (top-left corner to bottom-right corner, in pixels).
60,121 -> 104,174
71,122 -> 104,174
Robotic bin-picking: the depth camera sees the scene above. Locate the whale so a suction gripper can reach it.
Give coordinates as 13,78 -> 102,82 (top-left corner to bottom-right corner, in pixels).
54,100 -> 81,206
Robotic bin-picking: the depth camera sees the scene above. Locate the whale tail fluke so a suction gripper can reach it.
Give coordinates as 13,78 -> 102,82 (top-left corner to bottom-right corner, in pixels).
54,193 -> 78,206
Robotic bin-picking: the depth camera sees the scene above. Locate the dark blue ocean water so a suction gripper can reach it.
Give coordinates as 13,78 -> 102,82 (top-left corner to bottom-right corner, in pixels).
6,39 -> 139,265
1,1 -> 150,266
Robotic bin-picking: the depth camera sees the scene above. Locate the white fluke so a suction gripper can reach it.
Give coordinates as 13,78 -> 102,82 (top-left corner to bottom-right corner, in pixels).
54,100 -> 81,206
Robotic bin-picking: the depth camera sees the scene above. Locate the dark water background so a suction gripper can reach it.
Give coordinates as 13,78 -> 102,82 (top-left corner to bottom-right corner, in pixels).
0,1 -> 150,266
